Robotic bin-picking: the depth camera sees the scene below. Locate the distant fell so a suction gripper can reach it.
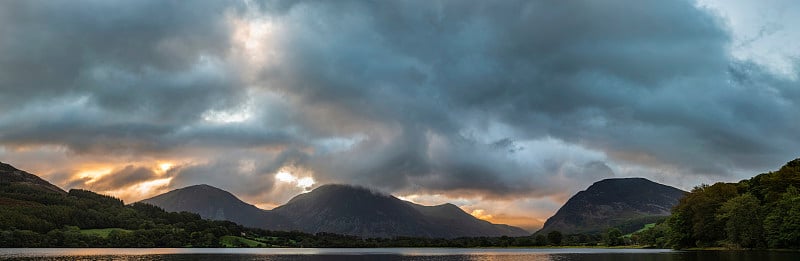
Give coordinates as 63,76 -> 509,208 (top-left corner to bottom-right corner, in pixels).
537,177 -> 686,235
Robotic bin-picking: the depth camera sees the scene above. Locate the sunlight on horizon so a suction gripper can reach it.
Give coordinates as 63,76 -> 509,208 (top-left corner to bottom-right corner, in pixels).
275,170 -> 316,191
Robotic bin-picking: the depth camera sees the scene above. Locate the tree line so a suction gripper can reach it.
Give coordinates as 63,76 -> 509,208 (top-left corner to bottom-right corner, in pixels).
631,159 -> 800,249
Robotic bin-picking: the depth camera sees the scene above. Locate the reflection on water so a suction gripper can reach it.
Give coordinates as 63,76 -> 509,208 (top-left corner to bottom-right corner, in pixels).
1,248 -> 799,261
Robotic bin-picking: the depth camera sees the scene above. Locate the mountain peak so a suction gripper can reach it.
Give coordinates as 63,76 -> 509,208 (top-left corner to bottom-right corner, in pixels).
140,184 -> 293,230
286,184 -> 393,204
272,183 -> 529,238
537,177 -> 686,235
311,183 -> 387,195
591,177 -> 657,186
439,202 -> 460,209
0,161 -> 66,194
179,184 -> 227,193
596,177 -> 650,183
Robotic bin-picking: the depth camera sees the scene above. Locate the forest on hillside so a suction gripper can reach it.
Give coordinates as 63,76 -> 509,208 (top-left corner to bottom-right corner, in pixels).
633,159 -> 800,249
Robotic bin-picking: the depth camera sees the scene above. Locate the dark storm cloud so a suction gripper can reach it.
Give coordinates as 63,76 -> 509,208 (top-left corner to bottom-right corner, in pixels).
1,0 -> 798,199
251,0 -> 799,195
0,0 -> 245,120
167,154 -> 291,200
0,107 -> 300,154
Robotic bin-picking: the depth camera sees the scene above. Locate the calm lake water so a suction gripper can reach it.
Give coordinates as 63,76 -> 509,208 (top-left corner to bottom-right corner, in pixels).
1,248 -> 799,261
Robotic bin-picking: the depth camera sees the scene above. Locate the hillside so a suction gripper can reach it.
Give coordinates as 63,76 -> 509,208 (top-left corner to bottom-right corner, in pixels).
537,177 -> 687,235
408,202 -> 529,237
0,162 -> 65,194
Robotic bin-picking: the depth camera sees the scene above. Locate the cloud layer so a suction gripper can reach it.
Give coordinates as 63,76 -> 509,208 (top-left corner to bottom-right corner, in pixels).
1,0 -> 798,230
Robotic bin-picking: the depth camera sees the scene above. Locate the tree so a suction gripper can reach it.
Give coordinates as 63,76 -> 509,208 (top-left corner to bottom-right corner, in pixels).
534,234 -> 547,246
667,182 -> 738,248
633,222 -> 668,248
666,212 -> 693,249
547,231 -> 562,246
716,193 -> 764,248
764,186 -> 800,248
604,228 -> 624,246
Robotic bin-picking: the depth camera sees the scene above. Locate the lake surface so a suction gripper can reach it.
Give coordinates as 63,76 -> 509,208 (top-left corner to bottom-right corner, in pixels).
1,248 -> 799,260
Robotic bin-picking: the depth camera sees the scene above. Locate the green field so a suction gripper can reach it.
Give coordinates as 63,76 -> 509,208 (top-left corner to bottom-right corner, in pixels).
624,223 -> 655,238
79,228 -> 131,238
220,236 -> 266,247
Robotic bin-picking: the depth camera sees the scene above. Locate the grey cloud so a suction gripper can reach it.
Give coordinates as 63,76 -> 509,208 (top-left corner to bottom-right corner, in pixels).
168,154 -> 288,201
0,0 -> 798,200
0,0 -> 301,156
0,116 -> 302,154
0,0 -> 246,122
241,0 -> 800,197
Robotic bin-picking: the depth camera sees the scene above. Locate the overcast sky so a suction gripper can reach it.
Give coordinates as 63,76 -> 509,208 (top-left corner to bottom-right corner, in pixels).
1,0 -> 798,231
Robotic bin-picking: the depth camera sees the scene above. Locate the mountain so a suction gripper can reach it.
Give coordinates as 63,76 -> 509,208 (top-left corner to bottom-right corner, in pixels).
0,161 -> 65,194
407,202 -> 530,237
144,184 -> 529,238
271,184 -> 528,238
140,184 -> 294,231
536,177 -> 686,235
270,184 -> 434,237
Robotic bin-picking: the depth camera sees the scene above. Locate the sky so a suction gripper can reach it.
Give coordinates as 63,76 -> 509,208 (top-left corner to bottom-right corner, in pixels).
0,0 -> 798,232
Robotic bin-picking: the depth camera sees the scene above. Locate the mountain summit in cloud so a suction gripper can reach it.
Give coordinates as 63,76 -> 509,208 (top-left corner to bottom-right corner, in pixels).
143,183 -> 529,238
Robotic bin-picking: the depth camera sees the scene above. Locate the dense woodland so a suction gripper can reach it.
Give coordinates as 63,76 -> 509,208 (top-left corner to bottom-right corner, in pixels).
634,159 -> 800,249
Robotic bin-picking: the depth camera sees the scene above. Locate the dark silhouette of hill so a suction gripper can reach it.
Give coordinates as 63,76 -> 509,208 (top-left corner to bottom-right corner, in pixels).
0,161 -> 65,194
140,184 -> 294,231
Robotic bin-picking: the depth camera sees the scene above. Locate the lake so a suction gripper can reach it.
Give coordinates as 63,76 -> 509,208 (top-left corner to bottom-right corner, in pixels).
1,248 -> 799,260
